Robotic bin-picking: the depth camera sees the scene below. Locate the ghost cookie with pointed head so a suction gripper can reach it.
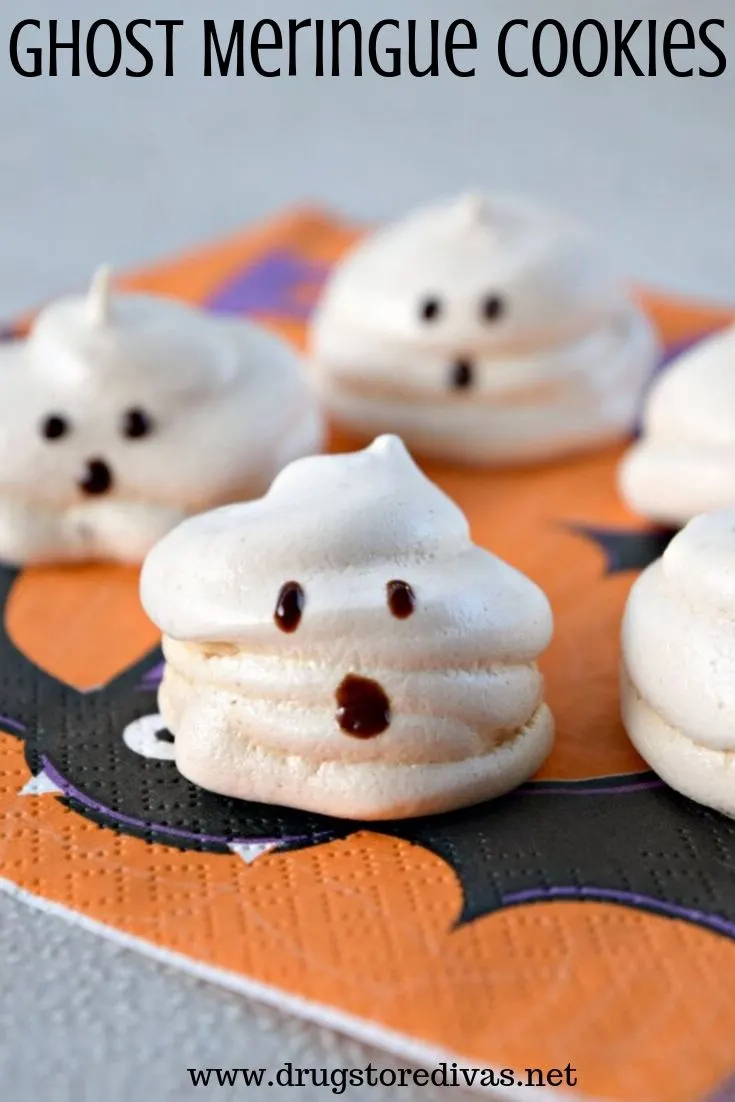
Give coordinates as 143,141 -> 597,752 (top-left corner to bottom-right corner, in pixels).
622,509 -> 735,817
0,269 -> 323,565
310,193 -> 659,464
619,324 -> 735,526
141,435 -> 554,820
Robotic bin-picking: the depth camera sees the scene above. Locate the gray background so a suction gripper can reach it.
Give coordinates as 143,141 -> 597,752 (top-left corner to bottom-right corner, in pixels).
0,1 -> 733,1099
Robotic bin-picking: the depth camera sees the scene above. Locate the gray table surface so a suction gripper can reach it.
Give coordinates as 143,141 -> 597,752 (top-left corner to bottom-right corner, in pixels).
0,1 -> 733,1099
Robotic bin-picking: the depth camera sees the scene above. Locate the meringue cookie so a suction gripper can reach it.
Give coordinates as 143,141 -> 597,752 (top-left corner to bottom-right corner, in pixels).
140,435 -> 554,820
621,509 -> 735,817
310,193 -> 659,464
0,268 -> 323,566
619,324 -> 735,526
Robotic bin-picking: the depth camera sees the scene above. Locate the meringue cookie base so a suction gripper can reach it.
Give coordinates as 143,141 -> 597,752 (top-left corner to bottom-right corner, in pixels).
618,442 -> 735,527
158,658 -> 554,821
0,497 -> 192,567
312,311 -> 658,465
317,385 -> 632,465
621,664 -> 735,818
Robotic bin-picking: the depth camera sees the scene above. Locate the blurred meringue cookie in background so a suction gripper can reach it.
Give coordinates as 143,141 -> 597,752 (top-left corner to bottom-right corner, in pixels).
619,324 -> 735,526
310,193 -> 659,464
621,509 -> 735,818
140,435 -> 554,820
0,267 -> 323,566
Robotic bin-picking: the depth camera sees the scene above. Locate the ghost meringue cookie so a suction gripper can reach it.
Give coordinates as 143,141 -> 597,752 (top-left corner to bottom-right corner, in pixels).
619,324 -> 735,526
0,267 -> 323,566
621,509 -> 735,817
140,435 -> 554,820
310,193 -> 659,464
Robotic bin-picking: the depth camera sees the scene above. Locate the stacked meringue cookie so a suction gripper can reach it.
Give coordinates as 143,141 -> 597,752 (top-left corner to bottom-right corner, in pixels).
621,510 -> 735,817
310,193 -> 659,463
619,323 -> 735,526
0,269 -> 323,565
141,436 -> 554,820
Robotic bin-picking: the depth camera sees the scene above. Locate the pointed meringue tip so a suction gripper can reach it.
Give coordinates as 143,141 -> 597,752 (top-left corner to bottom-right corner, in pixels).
20,771 -> 63,797
369,434 -> 410,461
87,264 -> 114,326
229,841 -> 278,865
453,191 -> 489,227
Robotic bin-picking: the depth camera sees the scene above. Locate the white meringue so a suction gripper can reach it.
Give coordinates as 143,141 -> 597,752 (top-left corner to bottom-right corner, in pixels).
621,509 -> 735,817
140,435 -> 554,820
310,193 -> 659,464
0,268 -> 323,565
619,324 -> 735,526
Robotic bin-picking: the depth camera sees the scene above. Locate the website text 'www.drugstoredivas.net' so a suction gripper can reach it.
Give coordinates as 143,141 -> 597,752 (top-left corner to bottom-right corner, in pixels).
187,1061 -> 579,1092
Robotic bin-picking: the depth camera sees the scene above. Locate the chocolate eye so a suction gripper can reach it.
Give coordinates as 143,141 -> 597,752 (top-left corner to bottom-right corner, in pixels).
419,296 -> 442,323
122,408 -> 155,439
274,581 -> 305,633
41,414 -> 70,441
481,294 -> 505,322
386,579 -> 415,619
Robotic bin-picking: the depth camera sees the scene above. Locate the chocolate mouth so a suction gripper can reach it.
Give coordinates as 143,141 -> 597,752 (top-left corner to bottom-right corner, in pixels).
450,359 -> 474,390
336,674 -> 391,738
79,458 -> 113,496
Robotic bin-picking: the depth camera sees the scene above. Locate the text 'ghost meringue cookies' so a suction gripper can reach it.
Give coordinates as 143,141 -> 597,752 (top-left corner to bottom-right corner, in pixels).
310,193 -> 659,464
621,509 -> 735,817
140,435 -> 555,820
0,267 -> 324,566
619,323 -> 735,526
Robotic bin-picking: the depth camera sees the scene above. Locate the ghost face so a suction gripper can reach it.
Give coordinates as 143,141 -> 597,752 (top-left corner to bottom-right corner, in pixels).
0,358 -> 264,565
0,289 -> 323,564
143,437 -> 554,819
315,198 -> 629,392
157,554 -> 552,820
0,362 -> 248,510
311,197 -> 658,462
1,368 -> 159,506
